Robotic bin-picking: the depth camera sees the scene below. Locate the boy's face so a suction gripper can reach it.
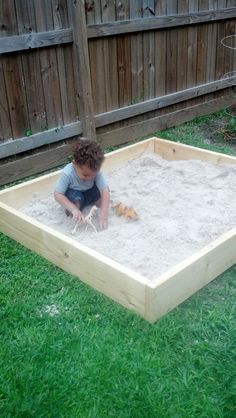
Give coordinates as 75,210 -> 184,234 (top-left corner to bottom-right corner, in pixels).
73,162 -> 97,181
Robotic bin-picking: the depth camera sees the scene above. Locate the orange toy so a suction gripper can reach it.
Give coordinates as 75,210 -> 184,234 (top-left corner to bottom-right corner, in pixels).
113,202 -> 139,221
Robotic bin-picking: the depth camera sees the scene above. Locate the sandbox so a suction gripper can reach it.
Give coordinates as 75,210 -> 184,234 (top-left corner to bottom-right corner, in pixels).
1,137 -> 236,322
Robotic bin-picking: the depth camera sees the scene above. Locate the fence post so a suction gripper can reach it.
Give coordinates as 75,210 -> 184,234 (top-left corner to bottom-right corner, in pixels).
70,0 -> 96,140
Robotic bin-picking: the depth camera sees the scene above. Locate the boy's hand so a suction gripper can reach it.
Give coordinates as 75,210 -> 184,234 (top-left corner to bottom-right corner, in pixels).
98,212 -> 108,230
72,208 -> 84,223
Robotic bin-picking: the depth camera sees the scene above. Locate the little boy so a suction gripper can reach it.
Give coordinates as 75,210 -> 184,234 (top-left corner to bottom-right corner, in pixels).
54,138 -> 110,229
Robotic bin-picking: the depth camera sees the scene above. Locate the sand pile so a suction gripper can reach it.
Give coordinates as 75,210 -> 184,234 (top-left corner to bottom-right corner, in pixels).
21,152 -> 236,280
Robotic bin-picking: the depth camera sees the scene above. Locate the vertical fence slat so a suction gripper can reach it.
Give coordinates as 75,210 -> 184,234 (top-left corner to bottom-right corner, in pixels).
34,0 -> 63,129
166,1 -> 178,94
15,0 -> 47,135
177,1 -> 188,91
1,0 -> 29,139
215,0 -> 227,80
187,1 -> 198,89
197,1 -> 210,85
52,0 -> 77,125
116,1 -> 132,107
130,0 -> 144,130
87,1 -> 107,115
101,0 -> 119,112
0,59 -> 12,142
143,1 -> 155,100
154,1 -> 166,98
206,2 -> 218,83
70,0 -> 96,139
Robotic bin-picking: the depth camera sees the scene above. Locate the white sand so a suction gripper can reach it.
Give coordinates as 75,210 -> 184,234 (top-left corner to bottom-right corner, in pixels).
21,152 -> 236,280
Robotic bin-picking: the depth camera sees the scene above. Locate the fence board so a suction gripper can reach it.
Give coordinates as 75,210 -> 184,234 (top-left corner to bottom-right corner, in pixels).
0,59 -> 12,142
187,1 -> 198,88
130,0 -> 144,127
143,1 -> 155,100
97,91 -> 235,148
15,0 -> 47,135
34,0 -> 63,129
154,1 -> 167,100
197,1 -> 209,85
52,0 -> 77,125
1,1 -> 29,139
0,121 -> 81,158
70,0 -> 96,139
177,1 -> 188,90
1,91 -> 234,187
0,0 -> 235,186
116,1 -> 132,107
101,0 -> 119,112
1,78 -> 232,158
87,7 -> 236,37
0,29 -> 72,53
166,1 -> 178,94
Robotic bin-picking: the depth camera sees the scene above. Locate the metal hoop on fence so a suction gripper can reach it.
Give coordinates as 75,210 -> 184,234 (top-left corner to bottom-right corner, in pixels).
225,105 -> 236,118
221,34 -> 236,50
220,71 -> 236,86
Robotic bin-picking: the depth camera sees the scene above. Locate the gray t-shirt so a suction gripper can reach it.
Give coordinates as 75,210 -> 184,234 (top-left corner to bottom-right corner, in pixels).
55,163 -> 107,194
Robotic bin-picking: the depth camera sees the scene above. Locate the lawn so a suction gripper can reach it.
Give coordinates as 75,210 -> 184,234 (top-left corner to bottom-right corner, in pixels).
1,109 -> 236,418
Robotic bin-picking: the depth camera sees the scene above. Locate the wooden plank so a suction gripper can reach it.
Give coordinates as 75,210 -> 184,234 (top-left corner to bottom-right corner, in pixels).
95,78 -> 234,127
129,0 -> 144,127
146,228 -> 236,322
154,0 -> 167,114
15,0 -> 47,135
0,0 -> 18,37
177,1 -> 188,91
0,203 -> 148,318
143,1 -> 155,100
101,0 -> 119,112
34,0 -> 63,130
0,142 -> 73,187
69,0 -> 96,139
205,1 -> 218,82
0,121 -> 81,158
153,136 -> 236,164
0,92 -> 234,186
87,1 -> 107,115
0,78 -> 233,159
166,1 -> 178,94
52,0 -> 77,125
86,7 -> 236,38
130,0 -> 143,102
116,1 -> 132,107
196,1 -> 209,85
0,1 -> 15,141
215,1 -> 227,80
0,58 -> 12,142
0,6 -> 235,50
1,1 -> 30,139
187,0 -> 198,88
97,92 -> 235,147
0,28 -> 72,53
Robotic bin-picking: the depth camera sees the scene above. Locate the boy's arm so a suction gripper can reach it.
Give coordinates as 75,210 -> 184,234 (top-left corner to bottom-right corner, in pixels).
54,191 -> 83,222
98,187 -> 110,229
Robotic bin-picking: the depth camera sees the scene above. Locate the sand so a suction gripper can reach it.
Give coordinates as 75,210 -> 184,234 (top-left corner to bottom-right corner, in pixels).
21,152 -> 236,280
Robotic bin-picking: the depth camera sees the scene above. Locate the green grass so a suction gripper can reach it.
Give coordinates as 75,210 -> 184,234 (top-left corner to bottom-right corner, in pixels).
1,234 -> 236,418
153,109 -> 236,156
1,109 -> 236,417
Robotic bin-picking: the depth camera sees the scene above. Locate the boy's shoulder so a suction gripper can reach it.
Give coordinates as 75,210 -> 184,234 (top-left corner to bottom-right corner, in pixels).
62,162 -> 73,176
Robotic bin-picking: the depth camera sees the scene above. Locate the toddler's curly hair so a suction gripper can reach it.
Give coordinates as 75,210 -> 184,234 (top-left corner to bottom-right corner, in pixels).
72,138 -> 104,171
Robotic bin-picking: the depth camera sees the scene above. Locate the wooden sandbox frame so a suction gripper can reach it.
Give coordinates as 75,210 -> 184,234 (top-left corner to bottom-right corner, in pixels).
0,137 -> 236,322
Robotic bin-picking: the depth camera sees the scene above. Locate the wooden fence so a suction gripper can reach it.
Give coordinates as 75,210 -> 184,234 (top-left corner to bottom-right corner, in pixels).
0,0 -> 236,185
